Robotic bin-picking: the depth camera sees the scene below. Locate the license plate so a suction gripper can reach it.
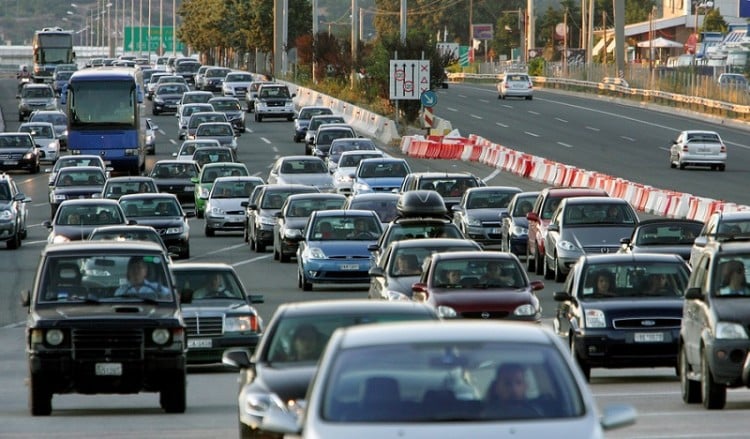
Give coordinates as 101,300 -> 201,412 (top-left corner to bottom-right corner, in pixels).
3,160 -> 18,165
634,332 -> 664,343
491,228 -> 503,234
95,362 -> 122,376
188,338 -> 213,348
184,186 -> 194,191
340,264 -> 359,270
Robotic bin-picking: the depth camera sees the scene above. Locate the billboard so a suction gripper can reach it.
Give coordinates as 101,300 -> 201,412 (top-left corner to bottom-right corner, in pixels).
472,24 -> 493,40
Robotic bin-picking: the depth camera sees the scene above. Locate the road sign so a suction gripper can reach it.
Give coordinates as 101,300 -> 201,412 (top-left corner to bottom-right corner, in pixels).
389,60 -> 430,100
124,26 -> 185,52
420,90 -> 437,108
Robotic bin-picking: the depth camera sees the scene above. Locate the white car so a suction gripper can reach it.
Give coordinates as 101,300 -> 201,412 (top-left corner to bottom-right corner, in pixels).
222,71 -> 254,98
259,321 -> 637,439
19,122 -> 59,163
669,130 -> 726,171
172,139 -> 222,161
497,72 -> 533,100
332,150 -> 384,195
267,156 -> 334,192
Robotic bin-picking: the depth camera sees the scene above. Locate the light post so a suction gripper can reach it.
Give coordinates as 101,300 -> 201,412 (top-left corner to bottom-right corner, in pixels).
692,1 -> 714,64
502,9 -> 525,64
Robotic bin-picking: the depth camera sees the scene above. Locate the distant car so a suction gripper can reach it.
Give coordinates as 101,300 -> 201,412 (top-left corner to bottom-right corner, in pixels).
272,193 -> 347,262
351,157 -> 411,196
619,218 -> 704,261
186,111 -> 228,140
254,83 -> 295,122
400,171 -> 485,211
332,150 -> 384,195
669,130 -> 726,171
171,263 -> 264,365
52,69 -> 74,96
44,198 -> 128,243
193,65 -> 211,89
717,73 -> 748,90
100,176 -> 158,200
326,137 -> 378,173
177,91 -> 214,115
202,66 -> 232,92
144,118 -> 158,155
0,174 -> 31,249
176,103 -> 215,139
344,192 -> 400,225
207,96 -> 245,134
255,321 -> 636,438
0,132 -> 41,174
28,110 -> 68,150
497,72 -> 533,100
554,253 -> 690,380
500,191 -> 539,257
370,217 -> 466,267
46,155 -> 107,188
267,155 -> 334,192
48,166 -> 107,218
89,224 -> 169,255
203,176 -> 265,236
152,83 -> 189,115
311,124 -> 357,160
191,146 -> 237,169
688,210 -> 750,266
146,72 -> 170,99
221,71 -> 254,98
296,209 -> 383,291
543,196 -> 639,282
243,80 -> 269,112
293,105 -> 334,142
149,160 -> 200,206
195,121 -> 238,151
19,122 -> 59,163
368,238 -> 482,301
413,251 -> 543,321
173,138 -> 221,161
221,300 -> 439,438
119,193 -> 193,259
18,83 -> 56,121
451,186 -> 523,249
304,114 -> 346,154
174,59 -> 201,86
192,162 -> 249,218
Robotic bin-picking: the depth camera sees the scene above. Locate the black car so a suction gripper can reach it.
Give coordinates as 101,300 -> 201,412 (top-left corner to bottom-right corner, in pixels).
100,176 -> 159,200
620,218 -> 704,261
208,96 -> 246,134
0,173 -> 31,249
48,166 -> 107,218
171,263 -> 264,365
500,191 -> 540,256
88,224 -> 170,258
152,83 -> 189,115
272,192 -> 347,262
119,193 -> 193,259
0,132 -> 41,174
553,253 -> 690,380
243,184 -> 320,253
221,300 -> 438,438
44,199 -> 128,243
21,241 -> 186,415
149,160 -> 200,206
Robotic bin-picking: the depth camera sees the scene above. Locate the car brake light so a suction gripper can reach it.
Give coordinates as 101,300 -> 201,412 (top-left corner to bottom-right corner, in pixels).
720,144 -> 726,153
682,145 -> 688,152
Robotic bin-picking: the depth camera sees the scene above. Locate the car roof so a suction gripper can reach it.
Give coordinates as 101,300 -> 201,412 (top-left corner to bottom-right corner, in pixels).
313,209 -> 378,218
213,176 -> 264,183
57,198 -> 121,207
430,251 -> 514,262
543,187 -> 609,196
561,196 -> 629,205
580,253 -> 686,264
276,299 -> 437,318
635,218 -> 704,226
262,184 -> 318,192
714,211 -> 750,220
348,193 -> 401,201
105,176 -> 155,183
286,192 -> 346,201
389,238 -> 481,249
169,262 -> 235,272
118,193 -> 180,202
43,240 -> 167,255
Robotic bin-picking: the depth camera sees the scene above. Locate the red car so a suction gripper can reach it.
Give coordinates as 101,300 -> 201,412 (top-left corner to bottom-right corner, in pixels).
412,251 -> 543,321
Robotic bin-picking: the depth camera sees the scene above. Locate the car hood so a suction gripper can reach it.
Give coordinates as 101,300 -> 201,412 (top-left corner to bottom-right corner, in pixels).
154,177 -> 194,186
34,304 -> 177,320
278,174 -> 333,187
223,111 -> 243,120
358,177 -> 404,187
197,135 -> 234,145
283,217 -> 309,229
209,198 -> 245,212
711,298 -> 750,323
0,147 -> 34,154
564,226 -> 635,247
181,302 -> 253,314
254,363 -> 317,401
467,209 -> 507,222
431,288 -> 536,311
52,224 -> 103,240
631,244 -> 692,260
310,240 -> 376,257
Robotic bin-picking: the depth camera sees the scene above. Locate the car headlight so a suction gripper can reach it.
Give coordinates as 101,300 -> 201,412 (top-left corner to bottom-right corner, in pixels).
53,194 -> 67,202
165,226 -> 183,234
304,247 -> 327,259
45,329 -> 65,345
284,228 -> 302,239
23,151 -> 36,160
244,391 -> 284,418
151,328 -> 170,345
209,206 -> 225,215
199,187 -> 210,198
334,174 -> 352,184
513,303 -> 539,317
584,309 -> 606,328
716,322 -> 749,339
224,316 -> 257,332
386,290 -> 410,301
437,305 -> 458,319
511,225 -> 528,235
467,217 -> 482,227
557,240 -> 580,252
0,209 -> 14,221
259,215 -> 276,226
354,182 -> 371,192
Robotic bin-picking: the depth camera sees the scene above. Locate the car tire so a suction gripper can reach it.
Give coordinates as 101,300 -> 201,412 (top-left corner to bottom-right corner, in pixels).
679,162 -> 686,170
32,161 -> 40,174
204,225 -> 214,237
534,250 -> 544,276
670,161 -> 677,169
526,96 -> 533,100
299,268 -> 312,291
719,164 -> 726,171
6,232 -> 21,249
554,256 -> 566,282
680,345 -> 701,404
526,246 -> 536,272
256,114 -> 262,122
701,349 -> 726,409
160,373 -> 186,413
279,251 -> 290,263
180,243 -> 190,259
571,336 -> 591,381
243,226 -> 249,243
254,238 -> 265,253
239,421 -> 256,439
29,373 -> 52,416
293,135 -> 300,143
19,113 -> 24,122
152,109 -> 159,116
196,209 -> 203,219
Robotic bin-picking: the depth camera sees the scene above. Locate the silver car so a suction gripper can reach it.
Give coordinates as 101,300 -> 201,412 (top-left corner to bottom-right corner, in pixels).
204,176 -> 265,236
19,122 -> 59,163
221,71 -> 254,98
267,156 -> 334,192
176,103 -> 214,139
259,321 -> 636,439
497,72 -> 533,100
332,150 -> 384,195
194,122 -> 237,151
544,196 -> 639,282
451,186 -> 523,250
669,130 -> 727,171
18,84 -> 57,121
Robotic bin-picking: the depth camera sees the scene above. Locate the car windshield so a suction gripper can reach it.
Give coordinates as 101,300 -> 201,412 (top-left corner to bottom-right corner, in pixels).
421,178 -> 478,198
580,262 -> 688,299
389,246 -> 477,278
330,140 -> 376,158
157,84 -> 188,95
152,163 -> 197,179
201,166 -> 247,183
348,198 -> 398,223
386,224 -> 462,244
0,135 -> 34,149
466,191 -> 515,209
358,162 -> 409,178
172,269 -> 245,300
226,74 -> 253,82
635,222 -> 703,245
23,87 -> 53,98
287,198 -> 345,217
713,256 -> 750,297
432,259 -> 526,289
57,170 -> 105,186
210,100 -> 241,111
310,216 -> 381,241
38,254 -> 172,303
280,159 -> 327,174
259,87 -> 290,98
511,195 -> 537,217
197,124 -> 233,136
299,108 -> 333,119
30,113 -> 67,125
212,180 -> 260,198
193,150 -> 233,166
339,153 -> 381,168
190,114 -> 226,128
563,203 -> 637,226
120,199 -> 181,217
104,181 -> 155,197
321,341 -> 585,422
21,125 -> 54,138
183,95 -> 212,105
311,117 -> 345,130
57,205 -> 123,226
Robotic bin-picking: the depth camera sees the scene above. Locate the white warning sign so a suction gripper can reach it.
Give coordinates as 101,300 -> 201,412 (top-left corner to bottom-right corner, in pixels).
389,60 -> 430,100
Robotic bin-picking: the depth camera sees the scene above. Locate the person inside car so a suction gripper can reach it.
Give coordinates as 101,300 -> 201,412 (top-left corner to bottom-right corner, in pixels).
480,261 -> 515,287
644,273 -> 673,296
482,363 -> 541,419
114,257 -> 170,299
289,324 -> 324,362
393,254 -> 421,276
591,270 -> 616,297
348,218 -> 376,239
193,273 -> 232,299
719,260 -> 749,296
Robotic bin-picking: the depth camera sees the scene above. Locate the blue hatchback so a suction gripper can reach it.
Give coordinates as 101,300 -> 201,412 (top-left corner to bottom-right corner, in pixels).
297,210 -> 383,291
350,157 -> 411,196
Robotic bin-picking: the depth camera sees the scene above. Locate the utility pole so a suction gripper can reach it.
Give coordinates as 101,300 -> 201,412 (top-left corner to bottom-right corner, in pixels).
602,11 -> 607,65
312,0 -> 318,83
562,8 -> 567,75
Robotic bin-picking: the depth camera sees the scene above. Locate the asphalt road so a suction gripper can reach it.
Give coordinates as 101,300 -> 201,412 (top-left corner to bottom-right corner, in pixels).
2,79 -> 750,438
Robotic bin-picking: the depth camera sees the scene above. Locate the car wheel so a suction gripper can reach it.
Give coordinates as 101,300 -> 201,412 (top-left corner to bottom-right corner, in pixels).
554,256 -> 566,282
180,243 -> 190,259
279,251 -> 290,263
239,421 -> 257,439
526,96 -> 533,100
159,373 -> 186,413
301,270 -> 312,291
670,160 -> 677,169
152,109 -> 159,116
293,135 -> 300,143
196,209 -> 203,219
719,164 -> 726,171
20,228 -> 27,240
570,336 -> 591,381
701,348 -> 726,409
29,372 -> 52,416
32,161 -> 40,174
679,162 -> 686,170
526,246 -> 536,272
204,225 -> 214,237
273,242 -> 280,260
254,237 -> 265,253
680,345 -> 701,404
6,232 -> 21,249
543,254 -> 554,280
534,250 -> 544,275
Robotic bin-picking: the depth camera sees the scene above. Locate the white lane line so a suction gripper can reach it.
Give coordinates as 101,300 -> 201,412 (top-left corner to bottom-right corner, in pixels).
233,254 -> 273,266
528,110 -> 540,115
557,142 -> 573,148
496,122 -> 508,128
271,146 -> 279,153
261,137 -> 272,144
620,136 -> 636,142
446,107 -> 458,112
658,146 -> 670,151
169,139 -> 176,144
203,243 -> 246,255
479,99 -> 489,103
502,104 -> 512,109
555,117 -> 568,123
482,169 -> 500,182
457,94 -> 467,98
470,114 -> 483,119
158,129 -> 166,135
524,131 -> 540,137
585,126 -> 600,132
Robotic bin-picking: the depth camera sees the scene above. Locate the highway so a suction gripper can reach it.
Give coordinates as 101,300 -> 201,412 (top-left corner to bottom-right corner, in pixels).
1,78 -> 750,438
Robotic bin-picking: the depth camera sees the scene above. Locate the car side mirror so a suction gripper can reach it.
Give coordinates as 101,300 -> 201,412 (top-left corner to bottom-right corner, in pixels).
553,291 -> 573,302
368,266 -> 384,277
222,348 -> 253,369
248,294 -> 264,304
620,237 -> 631,245
368,244 -> 379,252
20,290 -> 30,307
685,287 -> 703,300
42,220 -> 52,229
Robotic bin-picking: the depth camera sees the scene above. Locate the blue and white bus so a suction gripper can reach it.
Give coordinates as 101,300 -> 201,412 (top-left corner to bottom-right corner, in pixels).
63,68 -> 145,175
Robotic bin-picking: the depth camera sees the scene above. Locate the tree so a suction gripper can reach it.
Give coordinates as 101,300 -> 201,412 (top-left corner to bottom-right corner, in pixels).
702,8 -> 728,34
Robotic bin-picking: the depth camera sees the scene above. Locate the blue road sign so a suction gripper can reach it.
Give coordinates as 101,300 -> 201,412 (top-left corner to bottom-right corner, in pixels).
420,90 -> 437,107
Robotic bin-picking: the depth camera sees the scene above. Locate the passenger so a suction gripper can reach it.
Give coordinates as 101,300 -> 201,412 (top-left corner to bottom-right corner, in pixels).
481,261 -> 514,287
393,254 -> 421,276
517,201 -> 532,216
317,221 -> 334,239
719,260 -> 749,296
114,257 -> 170,298
60,175 -> 74,186
591,270 -> 616,297
439,269 -> 462,288
288,324 -> 324,362
193,273 -> 231,299
482,363 -> 540,419
348,218 -> 375,239
644,273 -> 672,296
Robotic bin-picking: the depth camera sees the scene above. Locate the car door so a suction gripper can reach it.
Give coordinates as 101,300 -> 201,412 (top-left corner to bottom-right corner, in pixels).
544,207 -> 564,272
245,186 -> 264,243
554,266 -> 579,339
682,253 -> 711,367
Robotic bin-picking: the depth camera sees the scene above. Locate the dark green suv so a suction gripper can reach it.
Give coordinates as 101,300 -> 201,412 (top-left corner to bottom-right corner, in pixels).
680,237 -> 750,409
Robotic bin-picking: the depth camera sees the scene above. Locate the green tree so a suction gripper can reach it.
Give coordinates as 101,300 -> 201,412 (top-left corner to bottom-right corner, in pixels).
702,8 -> 728,34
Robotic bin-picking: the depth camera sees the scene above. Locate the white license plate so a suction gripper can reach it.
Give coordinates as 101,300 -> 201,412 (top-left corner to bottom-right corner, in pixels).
491,228 -> 503,234
95,362 -> 122,376
188,338 -> 213,348
184,186 -> 194,191
340,264 -> 359,270
3,160 -> 18,165
634,332 -> 664,343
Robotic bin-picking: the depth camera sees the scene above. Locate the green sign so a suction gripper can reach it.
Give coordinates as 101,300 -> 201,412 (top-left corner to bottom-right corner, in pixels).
124,26 -> 184,52
459,46 -> 470,67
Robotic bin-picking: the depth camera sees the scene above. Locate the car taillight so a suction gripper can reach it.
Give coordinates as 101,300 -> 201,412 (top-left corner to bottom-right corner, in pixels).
720,144 -> 726,153
682,145 -> 689,152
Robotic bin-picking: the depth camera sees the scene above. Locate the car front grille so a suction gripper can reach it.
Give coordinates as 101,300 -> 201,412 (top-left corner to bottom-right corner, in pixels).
72,328 -> 144,360
461,310 -> 512,319
612,317 -> 681,329
184,316 -> 223,336
582,245 -> 620,254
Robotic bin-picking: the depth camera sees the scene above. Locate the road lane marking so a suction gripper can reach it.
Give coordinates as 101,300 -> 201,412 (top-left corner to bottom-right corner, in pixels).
557,142 -> 573,148
169,139 -> 176,144
620,136 -> 636,141
524,131 -> 540,137
158,129 -> 166,135
261,137 -> 272,144
482,169 -> 500,182
585,126 -> 600,131
496,122 -> 508,128
233,254 -> 273,266
528,110 -> 540,115
555,117 -> 568,123
479,99 -> 489,103
470,114 -> 483,119
446,107 -> 458,112
502,104 -> 512,109
272,146 -> 279,153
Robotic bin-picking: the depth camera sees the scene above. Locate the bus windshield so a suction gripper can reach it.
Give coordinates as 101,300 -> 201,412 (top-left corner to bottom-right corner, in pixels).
69,81 -> 136,127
